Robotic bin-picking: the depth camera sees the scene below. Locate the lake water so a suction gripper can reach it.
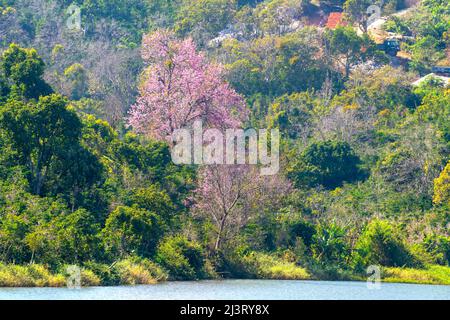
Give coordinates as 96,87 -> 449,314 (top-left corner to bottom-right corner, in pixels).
0,280 -> 449,300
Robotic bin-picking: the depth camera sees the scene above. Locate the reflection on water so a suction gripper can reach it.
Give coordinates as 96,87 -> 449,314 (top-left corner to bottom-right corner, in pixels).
0,280 -> 449,300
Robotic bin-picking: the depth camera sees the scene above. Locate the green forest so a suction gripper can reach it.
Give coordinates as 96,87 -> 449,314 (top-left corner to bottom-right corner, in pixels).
0,0 -> 449,287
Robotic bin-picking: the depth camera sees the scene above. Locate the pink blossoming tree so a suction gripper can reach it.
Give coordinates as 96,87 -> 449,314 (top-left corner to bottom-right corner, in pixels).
128,30 -> 246,140
128,31 -> 288,253
192,165 -> 291,252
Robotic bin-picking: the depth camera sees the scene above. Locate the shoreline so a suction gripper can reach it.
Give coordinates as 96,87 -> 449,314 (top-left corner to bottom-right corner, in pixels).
0,278 -> 449,289
0,264 -> 449,288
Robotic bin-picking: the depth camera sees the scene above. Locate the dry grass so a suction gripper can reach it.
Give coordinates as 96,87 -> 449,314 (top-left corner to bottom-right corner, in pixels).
0,264 -> 65,287
0,259 -> 168,287
0,263 -> 102,287
382,265 -> 450,285
80,269 -> 101,286
246,253 -> 311,280
114,259 -> 168,285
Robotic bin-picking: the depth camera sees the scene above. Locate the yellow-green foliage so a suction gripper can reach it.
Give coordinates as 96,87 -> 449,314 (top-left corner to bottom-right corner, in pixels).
382,265 -> 450,285
0,260 -> 168,287
434,161 -> 450,206
245,252 -> 311,280
114,258 -> 168,285
156,235 -> 206,280
0,264 -> 65,287
80,269 -> 101,287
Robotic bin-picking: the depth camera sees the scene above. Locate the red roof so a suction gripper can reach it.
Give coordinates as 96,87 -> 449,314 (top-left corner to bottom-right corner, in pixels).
326,12 -> 347,29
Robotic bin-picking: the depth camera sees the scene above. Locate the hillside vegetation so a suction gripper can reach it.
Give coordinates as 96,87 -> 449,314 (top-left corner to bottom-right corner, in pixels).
0,0 -> 449,286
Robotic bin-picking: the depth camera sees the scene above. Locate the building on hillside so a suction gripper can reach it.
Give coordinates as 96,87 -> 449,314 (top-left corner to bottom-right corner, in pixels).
412,73 -> 450,87
325,12 -> 347,29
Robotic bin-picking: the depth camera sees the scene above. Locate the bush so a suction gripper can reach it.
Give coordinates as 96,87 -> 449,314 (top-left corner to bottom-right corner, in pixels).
72,259 -> 168,286
243,252 -> 311,280
102,206 -> 163,258
311,223 -> 350,266
59,264 -> 102,287
80,269 -> 101,286
289,220 -> 316,248
0,264 -> 65,287
217,246 -> 312,280
216,245 -> 259,279
0,264 -> 101,287
126,185 -> 175,224
83,261 -> 121,286
306,262 -> 356,281
272,213 -> 316,251
113,258 -> 168,285
288,140 -> 366,190
25,209 -> 101,267
382,265 -> 450,285
434,161 -> 450,207
354,219 -> 418,269
156,235 -> 206,280
421,235 -> 450,266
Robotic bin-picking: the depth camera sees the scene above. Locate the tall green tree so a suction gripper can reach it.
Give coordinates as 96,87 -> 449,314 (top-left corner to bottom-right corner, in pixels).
324,27 -> 381,77
0,94 -> 103,208
1,44 -> 52,99
288,140 -> 366,189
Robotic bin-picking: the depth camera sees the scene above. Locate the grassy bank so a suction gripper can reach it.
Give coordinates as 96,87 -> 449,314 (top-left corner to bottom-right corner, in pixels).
382,265 -> 450,285
0,258 -> 168,287
0,264 -> 66,287
231,252 -> 450,285
252,263 -> 450,285
0,260 -> 449,287
245,253 -> 311,280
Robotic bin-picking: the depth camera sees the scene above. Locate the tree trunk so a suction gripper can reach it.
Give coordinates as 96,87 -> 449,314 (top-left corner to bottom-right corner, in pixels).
214,216 -> 227,252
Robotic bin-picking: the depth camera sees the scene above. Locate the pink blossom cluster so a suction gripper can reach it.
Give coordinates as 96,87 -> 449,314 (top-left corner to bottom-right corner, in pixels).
192,164 -> 291,219
128,30 -> 247,141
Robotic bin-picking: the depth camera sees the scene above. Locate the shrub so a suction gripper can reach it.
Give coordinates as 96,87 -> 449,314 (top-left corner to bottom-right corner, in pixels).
288,140 -> 366,190
83,261 -> 121,286
244,252 -> 311,280
311,223 -> 350,266
217,247 -> 311,280
156,235 -> 206,280
434,161 -> 450,207
216,245 -> 259,278
422,235 -> 450,266
80,269 -> 101,286
382,265 -> 450,285
354,219 -> 418,269
273,214 -> 316,250
113,258 -> 168,285
102,206 -> 163,258
126,185 -> 175,223
59,264 -> 102,287
0,263 -> 65,287
25,209 -> 101,267
290,220 -> 316,248
306,262 -> 356,281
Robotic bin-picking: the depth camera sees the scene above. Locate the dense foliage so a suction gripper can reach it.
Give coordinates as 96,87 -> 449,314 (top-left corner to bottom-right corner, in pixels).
0,0 -> 448,285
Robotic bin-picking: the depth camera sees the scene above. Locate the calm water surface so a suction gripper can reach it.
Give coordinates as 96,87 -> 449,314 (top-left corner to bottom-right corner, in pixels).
0,280 -> 449,300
